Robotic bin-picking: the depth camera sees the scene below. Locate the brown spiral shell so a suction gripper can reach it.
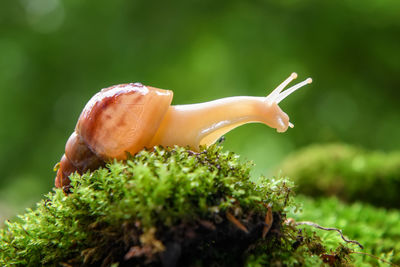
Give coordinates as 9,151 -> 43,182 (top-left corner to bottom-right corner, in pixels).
55,83 -> 173,190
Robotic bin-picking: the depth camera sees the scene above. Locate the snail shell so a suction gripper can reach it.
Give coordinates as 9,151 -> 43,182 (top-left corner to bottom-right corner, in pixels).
55,83 -> 172,188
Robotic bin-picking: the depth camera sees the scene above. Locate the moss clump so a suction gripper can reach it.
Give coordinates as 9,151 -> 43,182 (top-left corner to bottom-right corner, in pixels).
289,195 -> 400,266
277,143 -> 400,208
1,145 -> 351,266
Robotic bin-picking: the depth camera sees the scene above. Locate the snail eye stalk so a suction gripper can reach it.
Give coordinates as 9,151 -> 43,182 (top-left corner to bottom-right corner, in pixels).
266,72 -> 312,104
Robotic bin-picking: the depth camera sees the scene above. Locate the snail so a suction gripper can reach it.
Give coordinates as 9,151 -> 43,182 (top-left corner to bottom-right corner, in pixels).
55,73 -> 312,189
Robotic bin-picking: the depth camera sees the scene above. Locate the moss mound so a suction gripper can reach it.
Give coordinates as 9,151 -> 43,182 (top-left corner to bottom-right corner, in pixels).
1,146 -> 352,266
290,195 -> 400,265
277,143 -> 400,208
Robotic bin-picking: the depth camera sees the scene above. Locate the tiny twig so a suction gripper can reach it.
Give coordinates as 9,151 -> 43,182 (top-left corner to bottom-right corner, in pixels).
351,251 -> 399,267
295,221 -> 363,249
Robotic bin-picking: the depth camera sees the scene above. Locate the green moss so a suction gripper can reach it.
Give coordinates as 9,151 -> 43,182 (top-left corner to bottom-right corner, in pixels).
277,143 -> 400,208
1,145 -> 350,266
289,195 -> 400,266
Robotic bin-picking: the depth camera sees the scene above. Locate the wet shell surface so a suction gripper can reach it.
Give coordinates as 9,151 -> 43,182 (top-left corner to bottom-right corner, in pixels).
75,83 -> 173,160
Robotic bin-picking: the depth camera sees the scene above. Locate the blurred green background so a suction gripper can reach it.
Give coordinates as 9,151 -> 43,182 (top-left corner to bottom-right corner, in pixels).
1,0 -> 400,221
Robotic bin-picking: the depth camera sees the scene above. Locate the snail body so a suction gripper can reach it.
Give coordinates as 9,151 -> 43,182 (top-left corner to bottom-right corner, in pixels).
55,74 -> 312,189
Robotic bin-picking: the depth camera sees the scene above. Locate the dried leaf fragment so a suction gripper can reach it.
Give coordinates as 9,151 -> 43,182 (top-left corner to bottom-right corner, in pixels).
226,211 -> 249,233
262,206 -> 273,238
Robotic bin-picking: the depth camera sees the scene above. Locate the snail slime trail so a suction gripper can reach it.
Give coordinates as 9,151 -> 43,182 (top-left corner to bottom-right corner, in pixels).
55,73 -> 312,190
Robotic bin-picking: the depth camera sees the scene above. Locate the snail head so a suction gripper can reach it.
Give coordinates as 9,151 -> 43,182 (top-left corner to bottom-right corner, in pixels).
264,72 -> 312,132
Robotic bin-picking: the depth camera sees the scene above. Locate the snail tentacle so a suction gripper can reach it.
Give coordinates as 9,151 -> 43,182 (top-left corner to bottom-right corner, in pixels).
275,78 -> 312,104
266,72 -> 298,103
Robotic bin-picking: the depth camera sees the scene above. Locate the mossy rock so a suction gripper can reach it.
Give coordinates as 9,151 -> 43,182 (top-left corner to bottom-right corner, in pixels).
1,145 -> 351,266
277,143 -> 400,208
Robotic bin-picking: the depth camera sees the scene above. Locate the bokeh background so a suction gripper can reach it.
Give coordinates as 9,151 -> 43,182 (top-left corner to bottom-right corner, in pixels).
1,0 -> 400,220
